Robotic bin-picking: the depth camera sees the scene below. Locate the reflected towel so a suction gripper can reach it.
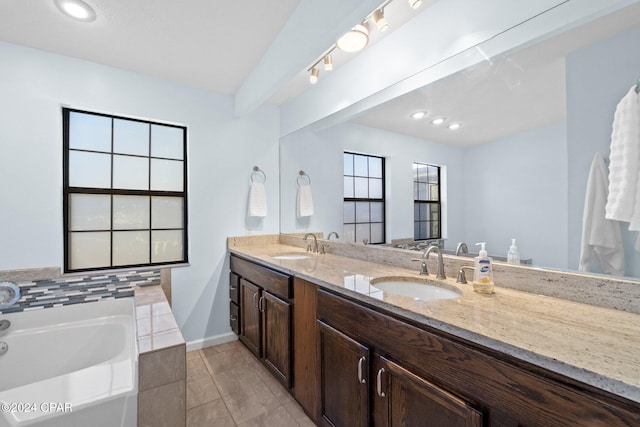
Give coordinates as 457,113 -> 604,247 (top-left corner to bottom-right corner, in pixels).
580,153 -> 625,275
248,182 -> 267,217
606,85 -> 640,228
297,184 -> 314,218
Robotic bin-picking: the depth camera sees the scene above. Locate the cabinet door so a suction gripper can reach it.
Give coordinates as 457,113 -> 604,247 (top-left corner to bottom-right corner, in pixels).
262,291 -> 292,388
373,355 -> 482,427
239,279 -> 261,357
318,321 -> 370,427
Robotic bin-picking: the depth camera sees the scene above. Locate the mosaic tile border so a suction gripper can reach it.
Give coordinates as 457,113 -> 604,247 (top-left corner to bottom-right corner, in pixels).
0,270 -> 160,314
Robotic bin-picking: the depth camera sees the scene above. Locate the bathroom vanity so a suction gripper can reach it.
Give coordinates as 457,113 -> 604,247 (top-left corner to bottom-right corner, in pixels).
228,236 -> 640,426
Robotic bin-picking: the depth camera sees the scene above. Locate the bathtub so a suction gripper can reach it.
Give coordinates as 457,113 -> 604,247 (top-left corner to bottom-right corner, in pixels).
0,298 -> 138,427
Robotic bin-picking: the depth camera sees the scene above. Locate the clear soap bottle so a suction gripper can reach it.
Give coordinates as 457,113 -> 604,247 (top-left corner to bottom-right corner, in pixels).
507,238 -> 520,265
473,242 -> 494,294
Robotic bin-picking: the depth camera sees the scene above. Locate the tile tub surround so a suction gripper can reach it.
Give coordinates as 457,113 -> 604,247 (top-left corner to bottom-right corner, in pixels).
135,285 -> 187,427
0,268 -> 161,314
228,237 -> 640,405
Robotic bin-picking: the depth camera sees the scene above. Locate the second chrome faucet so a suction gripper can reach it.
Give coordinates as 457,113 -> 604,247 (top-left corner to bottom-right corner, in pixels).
420,246 -> 447,280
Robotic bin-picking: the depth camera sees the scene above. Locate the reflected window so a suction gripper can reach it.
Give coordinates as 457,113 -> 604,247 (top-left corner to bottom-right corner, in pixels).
413,162 -> 441,240
63,108 -> 188,272
344,152 -> 385,244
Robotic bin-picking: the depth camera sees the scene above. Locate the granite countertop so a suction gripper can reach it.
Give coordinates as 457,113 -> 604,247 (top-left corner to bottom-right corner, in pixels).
229,243 -> 640,404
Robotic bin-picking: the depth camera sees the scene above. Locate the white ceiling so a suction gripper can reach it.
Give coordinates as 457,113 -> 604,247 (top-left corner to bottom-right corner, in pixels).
0,0 -> 300,95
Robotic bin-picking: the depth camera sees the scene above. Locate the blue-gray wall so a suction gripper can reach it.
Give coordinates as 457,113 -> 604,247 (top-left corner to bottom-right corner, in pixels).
566,25 -> 640,278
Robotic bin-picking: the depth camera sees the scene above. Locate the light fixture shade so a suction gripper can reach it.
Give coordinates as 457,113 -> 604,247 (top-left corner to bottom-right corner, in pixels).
324,55 -> 333,71
309,68 -> 319,84
337,23 -> 369,52
53,0 -> 96,21
372,10 -> 388,32
408,0 -> 423,9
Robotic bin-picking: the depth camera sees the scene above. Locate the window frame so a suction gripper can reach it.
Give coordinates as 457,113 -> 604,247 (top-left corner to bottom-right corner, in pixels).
343,152 -> 386,244
413,162 -> 441,241
62,108 -> 189,273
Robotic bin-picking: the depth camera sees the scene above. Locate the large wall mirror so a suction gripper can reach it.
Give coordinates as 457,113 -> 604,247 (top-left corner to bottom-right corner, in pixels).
280,2 -> 640,280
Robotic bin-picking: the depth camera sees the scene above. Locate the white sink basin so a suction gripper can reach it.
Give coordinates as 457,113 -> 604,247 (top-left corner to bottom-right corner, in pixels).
370,277 -> 461,301
271,253 -> 310,260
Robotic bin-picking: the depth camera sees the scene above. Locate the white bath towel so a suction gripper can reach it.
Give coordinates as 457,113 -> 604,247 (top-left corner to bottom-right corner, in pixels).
605,85 -> 640,227
580,153 -> 624,275
248,182 -> 267,217
296,184 -> 314,218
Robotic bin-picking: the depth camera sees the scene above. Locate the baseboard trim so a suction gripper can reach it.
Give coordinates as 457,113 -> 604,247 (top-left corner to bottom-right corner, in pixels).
186,331 -> 238,352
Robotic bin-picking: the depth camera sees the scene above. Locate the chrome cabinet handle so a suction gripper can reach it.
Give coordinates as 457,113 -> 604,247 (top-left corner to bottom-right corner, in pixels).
376,368 -> 386,397
258,296 -> 265,313
357,356 -> 366,384
230,315 -> 237,321
230,285 -> 236,290
253,292 -> 259,308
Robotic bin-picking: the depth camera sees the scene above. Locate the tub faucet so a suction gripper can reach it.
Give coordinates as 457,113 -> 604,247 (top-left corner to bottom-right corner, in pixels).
303,233 -> 318,253
327,231 -> 339,240
456,242 -> 469,256
423,246 -> 447,280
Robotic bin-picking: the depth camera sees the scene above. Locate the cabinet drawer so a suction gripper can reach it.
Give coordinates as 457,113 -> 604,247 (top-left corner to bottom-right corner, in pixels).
230,255 -> 292,299
229,272 -> 240,304
230,301 -> 240,335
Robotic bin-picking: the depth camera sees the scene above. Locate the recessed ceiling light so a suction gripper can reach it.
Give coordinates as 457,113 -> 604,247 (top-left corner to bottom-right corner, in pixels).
408,0 -> 423,9
448,122 -> 462,130
431,117 -> 446,125
54,0 -> 96,22
410,111 -> 427,120
337,23 -> 369,52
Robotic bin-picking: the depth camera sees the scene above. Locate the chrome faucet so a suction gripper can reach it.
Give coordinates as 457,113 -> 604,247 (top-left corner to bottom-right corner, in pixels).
303,233 -> 318,253
423,246 -> 446,279
327,231 -> 340,240
456,242 -> 468,256
456,266 -> 475,284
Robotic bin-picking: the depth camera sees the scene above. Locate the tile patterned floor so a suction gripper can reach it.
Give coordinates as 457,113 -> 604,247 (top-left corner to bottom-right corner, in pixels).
187,341 -> 316,427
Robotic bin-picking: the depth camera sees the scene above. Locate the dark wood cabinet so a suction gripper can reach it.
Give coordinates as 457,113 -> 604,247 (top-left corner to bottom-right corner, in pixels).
318,321 -> 370,427
229,272 -> 240,335
316,289 -> 640,427
239,278 -> 261,356
373,354 -> 482,427
231,255 -> 293,388
317,319 -> 481,427
262,291 -> 292,386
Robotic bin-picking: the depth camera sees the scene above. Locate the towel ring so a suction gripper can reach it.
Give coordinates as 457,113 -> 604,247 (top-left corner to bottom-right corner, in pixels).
297,170 -> 311,187
251,166 -> 266,183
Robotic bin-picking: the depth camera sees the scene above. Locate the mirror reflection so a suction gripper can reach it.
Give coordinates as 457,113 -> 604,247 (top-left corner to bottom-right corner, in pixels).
280,3 -> 640,279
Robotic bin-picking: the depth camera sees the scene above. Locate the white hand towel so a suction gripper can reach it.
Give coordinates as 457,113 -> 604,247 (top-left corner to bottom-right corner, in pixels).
580,153 -> 625,275
296,184 -> 314,218
606,85 -> 640,225
248,182 -> 267,217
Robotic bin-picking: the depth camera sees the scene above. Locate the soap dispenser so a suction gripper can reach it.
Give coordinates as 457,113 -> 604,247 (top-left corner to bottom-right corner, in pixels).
473,242 -> 494,294
507,238 -> 520,265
